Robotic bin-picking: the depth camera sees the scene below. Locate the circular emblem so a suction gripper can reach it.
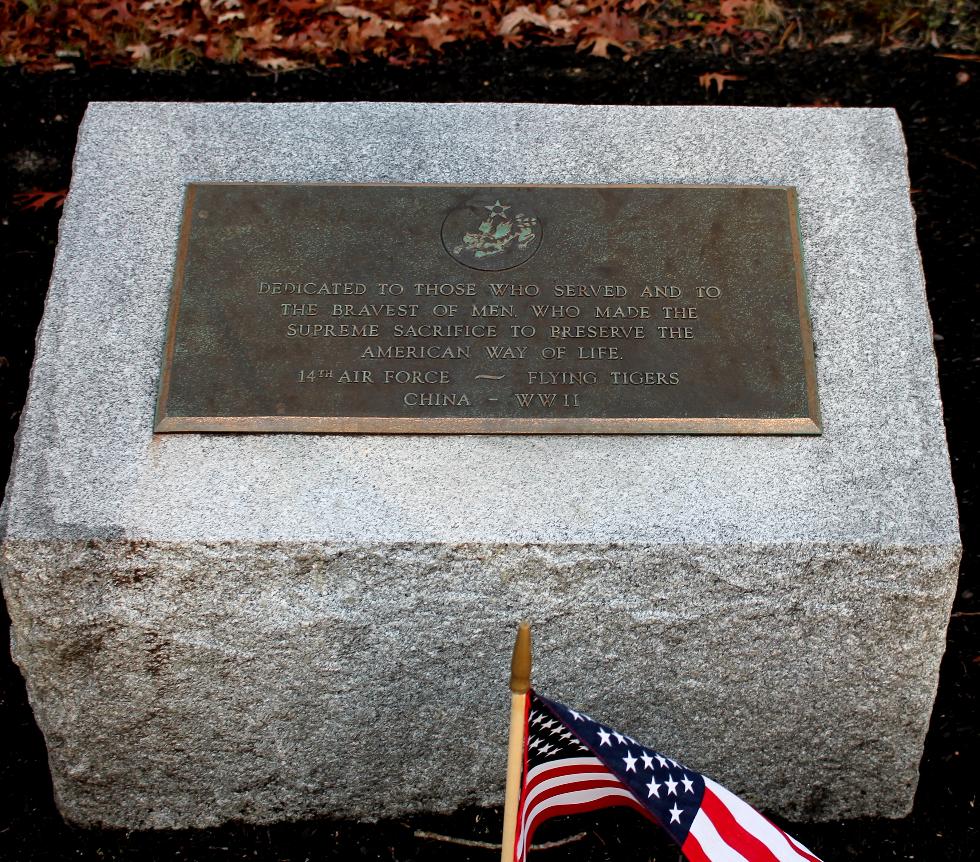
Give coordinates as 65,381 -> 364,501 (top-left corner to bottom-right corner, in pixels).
442,197 -> 543,271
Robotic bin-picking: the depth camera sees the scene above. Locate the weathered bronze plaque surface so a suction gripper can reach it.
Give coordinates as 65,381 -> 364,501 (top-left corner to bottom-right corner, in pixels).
156,183 -> 819,434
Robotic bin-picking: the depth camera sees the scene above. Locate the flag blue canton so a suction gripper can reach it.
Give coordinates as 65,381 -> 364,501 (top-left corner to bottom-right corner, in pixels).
533,691 -> 706,845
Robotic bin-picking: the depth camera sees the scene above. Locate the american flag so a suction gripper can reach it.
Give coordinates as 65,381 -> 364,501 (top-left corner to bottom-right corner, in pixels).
515,691 -> 823,862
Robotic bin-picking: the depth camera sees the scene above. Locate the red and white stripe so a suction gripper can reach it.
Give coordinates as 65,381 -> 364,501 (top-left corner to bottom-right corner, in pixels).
682,777 -> 823,862
514,756 -> 647,862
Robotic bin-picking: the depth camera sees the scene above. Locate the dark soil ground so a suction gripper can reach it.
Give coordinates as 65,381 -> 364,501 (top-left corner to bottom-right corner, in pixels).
1,47 -> 977,862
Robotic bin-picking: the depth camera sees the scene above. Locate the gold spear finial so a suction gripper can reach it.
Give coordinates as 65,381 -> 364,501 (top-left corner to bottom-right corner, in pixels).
509,620 -> 531,694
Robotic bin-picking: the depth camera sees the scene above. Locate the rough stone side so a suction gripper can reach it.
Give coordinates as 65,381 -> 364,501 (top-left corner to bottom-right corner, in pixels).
1,538 -> 959,828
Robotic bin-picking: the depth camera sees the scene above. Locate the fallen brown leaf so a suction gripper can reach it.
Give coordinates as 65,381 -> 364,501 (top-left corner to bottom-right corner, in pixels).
409,13 -> 456,51
335,5 -> 375,20
498,5 -> 549,36
126,42 -> 152,61
13,189 -> 67,211
698,71 -> 745,94
254,56 -> 301,71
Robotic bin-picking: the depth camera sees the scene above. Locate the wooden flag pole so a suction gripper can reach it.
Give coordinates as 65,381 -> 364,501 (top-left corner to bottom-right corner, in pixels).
500,621 -> 531,862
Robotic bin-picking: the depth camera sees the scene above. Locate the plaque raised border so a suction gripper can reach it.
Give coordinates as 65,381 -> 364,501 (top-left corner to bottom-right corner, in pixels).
155,183 -> 820,435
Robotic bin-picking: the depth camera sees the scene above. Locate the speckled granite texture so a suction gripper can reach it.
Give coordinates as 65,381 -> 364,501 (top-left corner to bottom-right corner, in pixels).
0,103 -> 961,828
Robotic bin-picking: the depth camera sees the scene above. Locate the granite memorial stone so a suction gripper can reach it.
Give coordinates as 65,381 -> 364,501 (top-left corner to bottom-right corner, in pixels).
0,103 -> 961,829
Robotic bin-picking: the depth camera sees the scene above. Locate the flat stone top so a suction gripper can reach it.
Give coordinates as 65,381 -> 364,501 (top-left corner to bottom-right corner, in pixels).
0,103 -> 960,546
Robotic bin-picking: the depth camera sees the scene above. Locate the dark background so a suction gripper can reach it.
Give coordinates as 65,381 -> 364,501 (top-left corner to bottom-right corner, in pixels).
1,47 -> 977,860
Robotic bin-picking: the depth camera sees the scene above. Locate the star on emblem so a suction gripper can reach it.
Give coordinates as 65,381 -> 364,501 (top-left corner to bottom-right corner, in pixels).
485,199 -> 510,217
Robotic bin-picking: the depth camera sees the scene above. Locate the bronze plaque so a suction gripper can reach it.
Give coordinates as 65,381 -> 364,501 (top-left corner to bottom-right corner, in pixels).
156,184 -> 819,434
